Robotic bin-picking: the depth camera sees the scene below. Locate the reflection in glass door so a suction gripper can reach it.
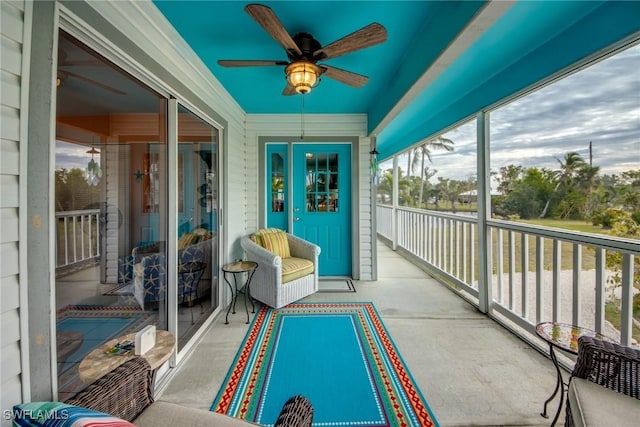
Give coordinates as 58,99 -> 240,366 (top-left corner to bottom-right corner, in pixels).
176,105 -> 220,350
55,30 -> 168,400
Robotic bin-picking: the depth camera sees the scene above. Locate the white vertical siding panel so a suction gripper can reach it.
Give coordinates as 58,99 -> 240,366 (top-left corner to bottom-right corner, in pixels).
0,208 -> 19,243
0,140 -> 20,175
0,36 -> 21,76
1,0 -> 26,417
1,71 -> 21,109
1,0 -> 23,44
0,274 -> 19,312
1,105 -> 20,142
359,137 -> 373,280
0,371 -> 22,414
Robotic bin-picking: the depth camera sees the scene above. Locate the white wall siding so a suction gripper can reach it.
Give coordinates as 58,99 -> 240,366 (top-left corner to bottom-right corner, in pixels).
1,0 -> 29,421
358,138 -> 373,280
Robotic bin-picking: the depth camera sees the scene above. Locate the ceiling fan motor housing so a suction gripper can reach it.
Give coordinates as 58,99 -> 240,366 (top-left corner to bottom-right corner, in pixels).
290,32 -> 322,61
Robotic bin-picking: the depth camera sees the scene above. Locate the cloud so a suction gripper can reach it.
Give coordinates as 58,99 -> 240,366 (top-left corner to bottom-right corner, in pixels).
392,44 -> 640,183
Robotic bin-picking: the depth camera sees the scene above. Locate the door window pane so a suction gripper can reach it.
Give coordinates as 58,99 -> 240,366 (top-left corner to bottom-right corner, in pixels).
271,153 -> 285,212
305,152 -> 339,213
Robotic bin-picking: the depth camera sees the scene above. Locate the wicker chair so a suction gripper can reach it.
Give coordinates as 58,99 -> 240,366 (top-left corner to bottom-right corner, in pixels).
66,357 -> 313,426
241,229 -> 320,308
565,336 -> 640,426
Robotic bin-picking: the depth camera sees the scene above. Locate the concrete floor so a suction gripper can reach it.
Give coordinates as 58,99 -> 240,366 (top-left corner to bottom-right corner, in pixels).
158,241 -> 562,426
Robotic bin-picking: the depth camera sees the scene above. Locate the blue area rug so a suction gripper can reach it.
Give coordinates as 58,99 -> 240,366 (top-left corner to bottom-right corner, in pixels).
212,302 -> 438,427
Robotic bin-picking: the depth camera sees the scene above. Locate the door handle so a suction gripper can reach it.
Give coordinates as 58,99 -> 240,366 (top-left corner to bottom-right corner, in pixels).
294,217 -> 300,222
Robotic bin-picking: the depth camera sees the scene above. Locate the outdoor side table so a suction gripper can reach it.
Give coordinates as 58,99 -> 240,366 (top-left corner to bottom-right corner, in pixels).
535,322 -> 614,426
78,330 -> 176,384
222,261 -> 258,324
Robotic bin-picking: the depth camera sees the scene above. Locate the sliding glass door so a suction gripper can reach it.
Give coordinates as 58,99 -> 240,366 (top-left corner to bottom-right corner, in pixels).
54,30 -> 222,399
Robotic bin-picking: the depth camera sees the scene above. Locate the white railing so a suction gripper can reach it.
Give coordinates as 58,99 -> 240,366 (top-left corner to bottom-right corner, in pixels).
56,209 -> 101,269
377,204 -> 640,347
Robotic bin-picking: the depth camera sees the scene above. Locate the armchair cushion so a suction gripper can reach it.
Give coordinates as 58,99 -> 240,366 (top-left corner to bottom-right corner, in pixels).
282,257 -> 314,283
251,228 -> 290,259
568,377 -> 640,427
565,336 -> 640,426
281,257 -> 314,283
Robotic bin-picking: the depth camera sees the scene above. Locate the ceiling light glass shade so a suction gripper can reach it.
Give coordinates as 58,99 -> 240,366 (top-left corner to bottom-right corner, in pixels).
285,61 -> 321,94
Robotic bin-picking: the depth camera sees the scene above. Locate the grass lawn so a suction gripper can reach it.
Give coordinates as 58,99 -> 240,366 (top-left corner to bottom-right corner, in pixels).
517,218 -> 610,236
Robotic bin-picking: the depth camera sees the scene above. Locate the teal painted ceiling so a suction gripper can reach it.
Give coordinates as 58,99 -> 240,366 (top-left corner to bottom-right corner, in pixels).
153,1 -> 640,158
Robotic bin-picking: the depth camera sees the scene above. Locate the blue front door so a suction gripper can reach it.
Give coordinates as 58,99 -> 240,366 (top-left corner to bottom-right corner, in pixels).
292,144 -> 351,276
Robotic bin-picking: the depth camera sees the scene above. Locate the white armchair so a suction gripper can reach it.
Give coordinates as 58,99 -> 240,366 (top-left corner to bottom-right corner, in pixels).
241,229 -> 320,308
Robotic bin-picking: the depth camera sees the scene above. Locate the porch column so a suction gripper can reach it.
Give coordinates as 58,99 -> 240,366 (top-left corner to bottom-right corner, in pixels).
27,0 -> 57,400
476,111 -> 492,313
392,155 -> 399,250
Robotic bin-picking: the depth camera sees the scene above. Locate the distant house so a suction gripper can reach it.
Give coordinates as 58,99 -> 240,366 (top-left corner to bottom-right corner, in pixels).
458,190 -> 501,204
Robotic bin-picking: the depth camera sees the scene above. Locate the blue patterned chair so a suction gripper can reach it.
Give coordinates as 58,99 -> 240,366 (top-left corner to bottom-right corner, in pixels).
118,230 -> 213,309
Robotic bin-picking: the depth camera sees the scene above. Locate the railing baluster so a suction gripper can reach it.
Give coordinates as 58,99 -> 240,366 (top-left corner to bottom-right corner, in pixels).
509,231 -> 515,311
620,254 -> 634,347
594,248 -> 605,334
573,243 -> 582,326
536,236 -> 544,324
553,240 -> 561,322
455,221 -> 460,279
448,219 -> 454,274
521,233 -> 529,319
462,223 -> 468,283
470,223 -> 475,288
81,214 -> 86,260
497,228 -> 504,304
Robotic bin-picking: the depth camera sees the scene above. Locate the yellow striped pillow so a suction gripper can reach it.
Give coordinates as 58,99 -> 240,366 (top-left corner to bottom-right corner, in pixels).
253,229 -> 290,259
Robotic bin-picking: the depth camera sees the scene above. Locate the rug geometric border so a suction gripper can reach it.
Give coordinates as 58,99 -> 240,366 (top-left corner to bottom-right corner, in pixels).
211,302 -> 438,427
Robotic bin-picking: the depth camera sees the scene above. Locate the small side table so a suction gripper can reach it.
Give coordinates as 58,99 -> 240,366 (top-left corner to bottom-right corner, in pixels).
78,330 -> 176,384
535,322 -> 614,426
222,261 -> 258,324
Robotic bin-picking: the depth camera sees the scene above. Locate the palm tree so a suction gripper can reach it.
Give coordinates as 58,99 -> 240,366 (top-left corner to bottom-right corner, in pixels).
539,151 -> 587,218
412,137 -> 454,207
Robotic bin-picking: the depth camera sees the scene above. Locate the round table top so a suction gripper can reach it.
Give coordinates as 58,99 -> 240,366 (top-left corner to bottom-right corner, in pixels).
535,322 -> 614,354
222,260 -> 258,273
78,330 -> 175,383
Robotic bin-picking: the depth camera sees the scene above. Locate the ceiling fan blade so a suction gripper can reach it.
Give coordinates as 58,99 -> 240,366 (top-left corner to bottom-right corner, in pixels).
218,60 -> 288,67
320,65 -> 369,88
63,71 -> 126,95
245,4 -> 302,56
282,83 -> 297,96
314,23 -> 387,60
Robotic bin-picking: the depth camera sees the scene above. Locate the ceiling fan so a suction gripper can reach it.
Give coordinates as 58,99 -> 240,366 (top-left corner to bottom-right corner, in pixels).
57,43 -> 126,95
218,3 -> 387,95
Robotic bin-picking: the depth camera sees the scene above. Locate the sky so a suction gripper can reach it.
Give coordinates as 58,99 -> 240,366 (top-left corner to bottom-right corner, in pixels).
382,43 -> 640,185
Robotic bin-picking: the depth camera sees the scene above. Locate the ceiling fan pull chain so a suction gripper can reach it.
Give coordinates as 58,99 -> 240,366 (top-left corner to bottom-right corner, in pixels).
300,94 -> 305,140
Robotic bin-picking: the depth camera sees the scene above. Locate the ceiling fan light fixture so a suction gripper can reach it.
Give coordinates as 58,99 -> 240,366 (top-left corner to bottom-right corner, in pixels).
285,61 -> 321,94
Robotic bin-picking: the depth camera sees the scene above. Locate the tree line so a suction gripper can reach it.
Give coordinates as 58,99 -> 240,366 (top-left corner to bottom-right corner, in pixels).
494,152 -> 639,231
